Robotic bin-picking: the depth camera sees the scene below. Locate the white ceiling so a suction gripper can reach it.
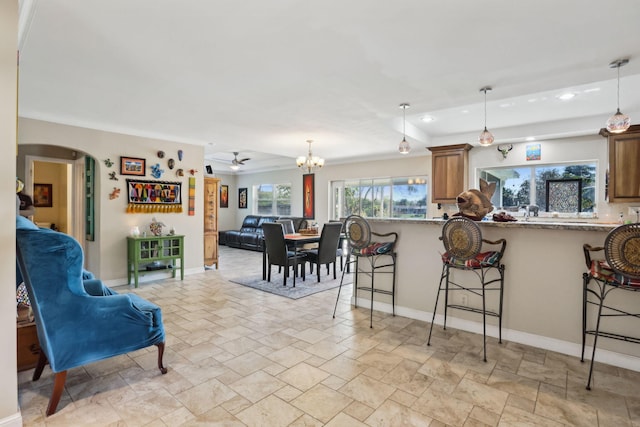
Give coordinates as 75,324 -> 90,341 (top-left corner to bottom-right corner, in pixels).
16,0 -> 640,174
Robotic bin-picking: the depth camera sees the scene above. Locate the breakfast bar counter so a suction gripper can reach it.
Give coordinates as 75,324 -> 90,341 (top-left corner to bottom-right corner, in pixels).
351,218 -> 639,370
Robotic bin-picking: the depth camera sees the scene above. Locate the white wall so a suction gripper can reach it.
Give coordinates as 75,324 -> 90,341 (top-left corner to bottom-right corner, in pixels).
18,118 -> 207,284
1,0 -> 21,425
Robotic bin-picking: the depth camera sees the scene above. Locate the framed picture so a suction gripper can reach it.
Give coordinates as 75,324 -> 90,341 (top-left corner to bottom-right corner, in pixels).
220,185 -> 229,208
120,156 -> 146,176
546,179 -> 582,212
33,183 -> 53,207
239,187 -> 248,209
126,179 -> 183,213
303,173 -> 315,219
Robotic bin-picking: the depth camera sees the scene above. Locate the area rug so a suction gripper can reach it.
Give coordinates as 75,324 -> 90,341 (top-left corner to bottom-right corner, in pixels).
230,272 -> 352,300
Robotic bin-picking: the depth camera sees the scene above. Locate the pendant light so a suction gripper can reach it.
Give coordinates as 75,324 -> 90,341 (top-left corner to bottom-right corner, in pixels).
606,58 -> 630,134
478,86 -> 494,146
398,103 -> 410,154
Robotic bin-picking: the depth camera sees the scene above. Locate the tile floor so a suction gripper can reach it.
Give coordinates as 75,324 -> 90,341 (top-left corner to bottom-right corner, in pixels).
17,246 -> 640,426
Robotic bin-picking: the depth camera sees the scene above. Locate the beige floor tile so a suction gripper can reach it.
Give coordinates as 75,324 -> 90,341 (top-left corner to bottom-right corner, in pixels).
452,377 -> 509,414
174,377 -> 238,415
339,375 -> 396,409
235,395 -> 304,427
16,247 -> 640,426
535,391 -> 598,427
291,383 -> 354,423
324,412 -> 369,427
277,362 -> 331,391
413,387 -> 474,426
364,399 -> 432,426
229,370 -> 286,403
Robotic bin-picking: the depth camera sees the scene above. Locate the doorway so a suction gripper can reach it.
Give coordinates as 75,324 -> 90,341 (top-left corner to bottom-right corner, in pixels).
24,154 -> 85,250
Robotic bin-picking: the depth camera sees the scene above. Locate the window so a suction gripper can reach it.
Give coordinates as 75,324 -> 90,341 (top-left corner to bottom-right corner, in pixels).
479,162 -> 596,213
331,176 -> 428,220
254,183 -> 291,215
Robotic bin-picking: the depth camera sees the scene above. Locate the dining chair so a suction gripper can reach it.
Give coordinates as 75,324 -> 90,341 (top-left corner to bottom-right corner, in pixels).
304,222 -> 343,282
275,219 -> 296,235
427,216 -> 507,362
263,222 -> 307,287
582,223 -> 640,390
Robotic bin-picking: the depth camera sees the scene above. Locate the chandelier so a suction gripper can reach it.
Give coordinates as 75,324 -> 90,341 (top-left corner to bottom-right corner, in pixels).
296,140 -> 325,173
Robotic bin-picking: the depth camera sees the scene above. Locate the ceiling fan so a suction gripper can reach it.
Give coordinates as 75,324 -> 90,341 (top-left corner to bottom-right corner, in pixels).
230,152 -> 250,170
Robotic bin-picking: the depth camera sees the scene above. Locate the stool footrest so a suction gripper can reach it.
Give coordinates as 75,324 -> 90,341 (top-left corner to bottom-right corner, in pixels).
447,304 -> 500,318
355,286 -> 394,296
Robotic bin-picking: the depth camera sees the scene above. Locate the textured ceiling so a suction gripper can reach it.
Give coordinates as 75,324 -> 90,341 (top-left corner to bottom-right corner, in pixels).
17,0 -> 640,173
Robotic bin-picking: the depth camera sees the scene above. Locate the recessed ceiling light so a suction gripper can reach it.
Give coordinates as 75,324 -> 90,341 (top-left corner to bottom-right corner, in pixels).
526,136 -> 536,141
557,92 -> 576,101
528,98 -> 537,103
461,109 -> 469,114
421,115 -> 435,123
583,87 -> 601,93
499,102 -> 514,108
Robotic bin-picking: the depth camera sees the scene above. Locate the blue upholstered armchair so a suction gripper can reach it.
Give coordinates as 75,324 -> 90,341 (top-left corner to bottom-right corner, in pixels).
15,216 -> 167,416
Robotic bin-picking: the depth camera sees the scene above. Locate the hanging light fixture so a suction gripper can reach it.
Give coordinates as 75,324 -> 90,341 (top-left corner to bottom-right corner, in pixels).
296,140 -> 324,173
479,86 -> 494,146
398,103 -> 410,154
606,58 -> 631,133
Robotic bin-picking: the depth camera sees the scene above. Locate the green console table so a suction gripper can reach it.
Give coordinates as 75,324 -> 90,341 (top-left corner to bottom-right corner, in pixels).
127,235 -> 184,287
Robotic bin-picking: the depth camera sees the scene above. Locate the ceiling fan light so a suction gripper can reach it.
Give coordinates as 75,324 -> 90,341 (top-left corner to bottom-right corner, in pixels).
606,109 -> 631,133
398,137 -> 410,154
229,164 -> 240,171
479,127 -> 495,146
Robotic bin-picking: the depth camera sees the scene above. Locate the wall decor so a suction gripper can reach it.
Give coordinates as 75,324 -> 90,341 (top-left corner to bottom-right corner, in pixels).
220,185 -> 229,208
104,158 -> 113,167
168,158 -> 175,169
120,157 -> 146,176
546,179 -> 582,213
178,149 -> 183,161
125,179 -> 182,213
303,173 -> 315,219
150,163 -> 164,179
239,187 -> 248,209
188,177 -> 196,216
157,151 -> 165,159
109,187 -> 121,200
526,144 -> 541,161
108,171 -> 118,180
33,183 -> 53,207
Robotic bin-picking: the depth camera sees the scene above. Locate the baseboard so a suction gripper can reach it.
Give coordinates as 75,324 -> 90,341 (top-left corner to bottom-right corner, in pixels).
104,266 -> 205,288
353,297 -> 640,372
0,412 -> 22,427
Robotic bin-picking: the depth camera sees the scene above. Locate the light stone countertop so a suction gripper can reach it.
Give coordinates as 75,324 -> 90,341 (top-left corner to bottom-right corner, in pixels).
365,217 -> 618,232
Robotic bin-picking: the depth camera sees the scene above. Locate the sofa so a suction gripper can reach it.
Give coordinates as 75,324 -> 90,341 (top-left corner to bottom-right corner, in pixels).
220,215 -> 309,251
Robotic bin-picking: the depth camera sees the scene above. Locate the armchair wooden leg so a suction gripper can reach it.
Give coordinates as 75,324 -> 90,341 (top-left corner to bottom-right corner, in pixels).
33,350 -> 48,381
46,371 -> 67,416
156,342 -> 168,374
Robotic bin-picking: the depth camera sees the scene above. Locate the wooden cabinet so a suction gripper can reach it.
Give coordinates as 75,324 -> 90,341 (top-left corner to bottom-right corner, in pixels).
127,235 -> 184,288
17,323 -> 40,371
601,125 -> 640,203
428,144 -> 472,203
204,177 -> 220,268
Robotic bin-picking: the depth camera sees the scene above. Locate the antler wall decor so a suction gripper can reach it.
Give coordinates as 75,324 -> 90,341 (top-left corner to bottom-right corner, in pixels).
497,144 -> 513,159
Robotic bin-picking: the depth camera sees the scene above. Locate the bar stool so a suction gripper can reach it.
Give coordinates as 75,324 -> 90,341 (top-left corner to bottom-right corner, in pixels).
332,215 -> 398,328
427,217 -> 506,362
582,223 -> 640,390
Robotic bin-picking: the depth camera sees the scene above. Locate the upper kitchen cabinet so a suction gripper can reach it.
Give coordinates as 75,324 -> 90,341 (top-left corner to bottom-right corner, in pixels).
600,125 -> 640,203
428,144 -> 473,204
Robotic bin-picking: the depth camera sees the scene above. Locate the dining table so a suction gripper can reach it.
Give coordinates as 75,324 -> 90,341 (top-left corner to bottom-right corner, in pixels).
261,233 -> 321,280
